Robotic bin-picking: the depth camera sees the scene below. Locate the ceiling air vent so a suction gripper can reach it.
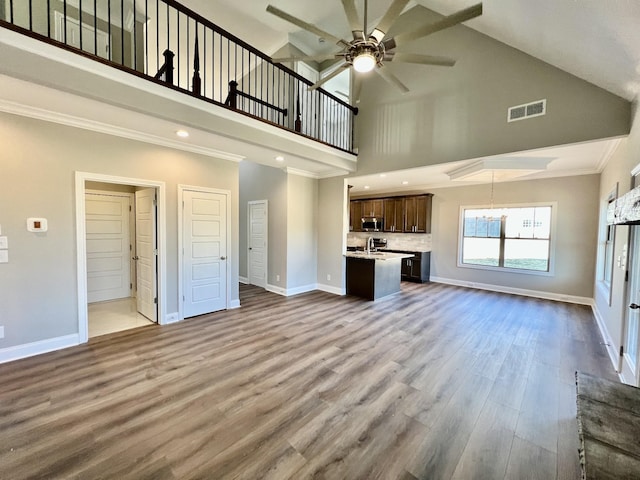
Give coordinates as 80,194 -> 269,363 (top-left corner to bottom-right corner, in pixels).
507,99 -> 546,123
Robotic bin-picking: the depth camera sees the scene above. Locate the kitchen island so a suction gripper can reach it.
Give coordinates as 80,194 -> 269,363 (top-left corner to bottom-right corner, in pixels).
345,251 -> 413,301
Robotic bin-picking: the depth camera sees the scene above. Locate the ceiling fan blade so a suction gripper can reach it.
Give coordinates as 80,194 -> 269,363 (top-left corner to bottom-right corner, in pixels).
375,66 -> 409,94
341,0 -> 364,40
388,52 -> 456,67
309,63 -> 351,91
383,3 -> 482,50
266,5 -> 349,48
272,53 -> 340,64
369,0 -> 411,43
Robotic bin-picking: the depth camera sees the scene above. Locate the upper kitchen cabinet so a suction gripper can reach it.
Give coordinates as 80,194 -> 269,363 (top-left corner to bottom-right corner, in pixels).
383,197 -> 404,233
404,194 -> 433,233
360,199 -> 384,218
350,200 -> 363,232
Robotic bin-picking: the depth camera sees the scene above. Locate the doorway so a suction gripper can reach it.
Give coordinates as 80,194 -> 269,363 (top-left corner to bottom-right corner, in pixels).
248,200 -> 268,288
622,225 -> 640,385
75,172 -> 167,343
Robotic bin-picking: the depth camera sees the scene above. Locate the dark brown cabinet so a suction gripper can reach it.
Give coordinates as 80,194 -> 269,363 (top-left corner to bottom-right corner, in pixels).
360,199 -> 384,218
397,251 -> 430,282
350,200 -> 362,231
404,195 -> 432,233
350,193 -> 432,234
383,197 -> 404,232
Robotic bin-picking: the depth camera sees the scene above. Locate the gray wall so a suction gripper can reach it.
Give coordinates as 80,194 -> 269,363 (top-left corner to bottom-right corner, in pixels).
317,176 -> 347,290
0,112 -> 239,348
429,174 -> 600,298
238,161 -> 288,287
286,174 -> 318,289
355,5 -> 630,176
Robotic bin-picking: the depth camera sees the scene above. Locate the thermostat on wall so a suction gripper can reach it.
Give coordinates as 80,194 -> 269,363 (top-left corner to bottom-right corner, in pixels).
27,218 -> 48,232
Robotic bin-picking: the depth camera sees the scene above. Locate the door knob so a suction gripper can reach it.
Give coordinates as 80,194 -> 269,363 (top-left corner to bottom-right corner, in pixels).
630,303 -> 640,310
132,256 -> 139,260
220,256 -> 226,260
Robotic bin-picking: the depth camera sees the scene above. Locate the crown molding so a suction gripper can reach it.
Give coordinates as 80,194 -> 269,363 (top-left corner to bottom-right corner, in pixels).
0,99 -> 245,162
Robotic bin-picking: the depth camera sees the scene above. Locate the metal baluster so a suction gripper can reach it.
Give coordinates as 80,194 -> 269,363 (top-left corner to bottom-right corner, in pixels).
166,1 -> 169,52
29,0 -> 32,32
9,0 -> 13,24
187,18 -> 190,90
145,0 -> 148,74
121,0 -> 124,65
155,0 -> 158,71
107,0 -> 111,60
94,0 -> 97,56
47,0 -> 50,38
133,0 -> 137,70
79,0 -> 82,51
63,0 -> 67,43
176,9 -> 180,87
219,32 -> 223,103
203,26 -> 207,98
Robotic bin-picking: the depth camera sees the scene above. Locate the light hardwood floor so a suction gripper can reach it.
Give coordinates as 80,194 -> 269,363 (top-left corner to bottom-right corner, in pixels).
0,282 -> 616,479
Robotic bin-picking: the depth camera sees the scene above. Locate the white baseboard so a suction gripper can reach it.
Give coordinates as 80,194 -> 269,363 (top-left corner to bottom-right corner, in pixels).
430,276 -> 592,305
239,276 -> 249,284
316,283 -> 345,296
0,334 -> 80,364
591,301 -> 623,378
265,283 -> 323,297
164,312 -> 180,324
229,299 -> 241,309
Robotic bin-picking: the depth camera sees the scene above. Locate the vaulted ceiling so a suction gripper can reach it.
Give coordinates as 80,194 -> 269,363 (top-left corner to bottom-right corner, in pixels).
185,0 -> 640,102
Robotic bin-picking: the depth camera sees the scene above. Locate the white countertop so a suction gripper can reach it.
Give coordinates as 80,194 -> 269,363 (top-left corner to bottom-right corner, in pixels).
344,251 -> 414,260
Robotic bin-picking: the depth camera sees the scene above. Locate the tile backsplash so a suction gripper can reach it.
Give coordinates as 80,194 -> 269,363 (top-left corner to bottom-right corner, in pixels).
347,232 -> 432,252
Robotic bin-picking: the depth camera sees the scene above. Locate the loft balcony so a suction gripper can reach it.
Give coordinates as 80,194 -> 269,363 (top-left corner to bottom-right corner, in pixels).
0,0 -> 358,176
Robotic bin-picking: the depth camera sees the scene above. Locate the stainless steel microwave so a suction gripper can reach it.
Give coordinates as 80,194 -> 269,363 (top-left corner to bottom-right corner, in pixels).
362,217 -> 383,231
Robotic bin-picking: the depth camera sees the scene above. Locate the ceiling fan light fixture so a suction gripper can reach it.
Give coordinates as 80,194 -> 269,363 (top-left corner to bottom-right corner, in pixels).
353,52 -> 377,73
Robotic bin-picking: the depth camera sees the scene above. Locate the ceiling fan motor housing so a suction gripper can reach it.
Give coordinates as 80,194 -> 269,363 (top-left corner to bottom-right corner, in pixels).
347,40 -> 385,71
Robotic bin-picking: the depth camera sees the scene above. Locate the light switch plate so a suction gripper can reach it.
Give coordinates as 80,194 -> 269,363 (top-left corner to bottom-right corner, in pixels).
0,236 -> 7,249
0,250 -> 7,263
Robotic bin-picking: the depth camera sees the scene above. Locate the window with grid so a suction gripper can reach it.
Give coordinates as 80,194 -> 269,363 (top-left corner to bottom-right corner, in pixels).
460,205 -> 552,272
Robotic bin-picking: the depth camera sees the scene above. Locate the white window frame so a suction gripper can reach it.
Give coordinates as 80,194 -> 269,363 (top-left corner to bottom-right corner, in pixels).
457,202 -> 557,277
597,185 -> 618,305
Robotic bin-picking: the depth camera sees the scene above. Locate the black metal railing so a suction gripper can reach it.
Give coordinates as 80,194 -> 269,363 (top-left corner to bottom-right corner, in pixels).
0,0 -> 357,153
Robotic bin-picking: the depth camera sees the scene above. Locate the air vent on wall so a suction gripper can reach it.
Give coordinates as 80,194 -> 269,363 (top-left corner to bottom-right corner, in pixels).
507,99 -> 546,123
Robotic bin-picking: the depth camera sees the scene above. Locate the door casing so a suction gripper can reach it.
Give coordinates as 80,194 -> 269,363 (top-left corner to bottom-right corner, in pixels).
75,172 -> 167,343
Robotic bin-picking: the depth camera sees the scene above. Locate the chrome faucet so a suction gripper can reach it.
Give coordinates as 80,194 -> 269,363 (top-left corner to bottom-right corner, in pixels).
366,236 -> 374,254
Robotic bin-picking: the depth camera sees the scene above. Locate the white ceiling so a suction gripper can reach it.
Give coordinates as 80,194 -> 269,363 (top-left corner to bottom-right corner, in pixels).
185,0 -> 639,193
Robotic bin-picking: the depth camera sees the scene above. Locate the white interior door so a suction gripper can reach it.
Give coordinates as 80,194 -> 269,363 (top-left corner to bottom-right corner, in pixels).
183,189 -> 227,318
135,188 -> 158,322
248,201 -> 267,288
622,225 -> 640,385
85,192 -> 131,303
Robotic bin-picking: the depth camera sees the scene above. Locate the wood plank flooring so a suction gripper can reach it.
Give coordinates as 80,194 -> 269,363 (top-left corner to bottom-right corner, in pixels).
0,282 -> 617,479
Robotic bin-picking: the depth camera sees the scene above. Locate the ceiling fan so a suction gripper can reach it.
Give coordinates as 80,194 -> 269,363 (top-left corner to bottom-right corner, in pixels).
266,0 -> 483,97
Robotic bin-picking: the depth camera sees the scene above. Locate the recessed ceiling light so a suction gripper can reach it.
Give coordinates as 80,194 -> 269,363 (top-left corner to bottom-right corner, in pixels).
364,185 -> 370,189
379,174 -> 386,178
176,130 -> 189,138
275,156 -> 284,162
402,181 -> 409,185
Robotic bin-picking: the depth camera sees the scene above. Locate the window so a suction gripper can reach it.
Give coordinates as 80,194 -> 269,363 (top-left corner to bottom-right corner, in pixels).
599,185 -> 617,305
460,205 -> 552,273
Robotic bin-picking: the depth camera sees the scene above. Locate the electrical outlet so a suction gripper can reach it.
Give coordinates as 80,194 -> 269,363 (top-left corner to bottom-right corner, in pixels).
0,326 -> 4,339
327,274 -> 331,281
0,250 -> 7,263
276,274 -> 280,282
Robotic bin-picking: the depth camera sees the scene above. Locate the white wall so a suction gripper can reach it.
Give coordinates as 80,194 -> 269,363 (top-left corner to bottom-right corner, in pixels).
428,175 -> 600,299
0,111 -> 239,350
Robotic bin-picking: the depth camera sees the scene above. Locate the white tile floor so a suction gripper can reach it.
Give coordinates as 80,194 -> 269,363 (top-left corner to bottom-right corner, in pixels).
88,297 -> 156,338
